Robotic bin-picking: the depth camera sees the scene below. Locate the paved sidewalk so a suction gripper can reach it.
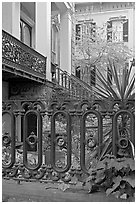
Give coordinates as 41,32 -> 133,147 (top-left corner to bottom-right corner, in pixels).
2,179 -> 133,202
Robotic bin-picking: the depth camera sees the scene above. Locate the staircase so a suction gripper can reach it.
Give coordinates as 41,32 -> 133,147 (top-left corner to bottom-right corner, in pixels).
51,66 -> 94,100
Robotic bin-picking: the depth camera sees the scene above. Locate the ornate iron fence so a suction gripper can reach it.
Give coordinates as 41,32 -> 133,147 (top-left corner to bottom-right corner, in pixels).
2,98 -> 135,182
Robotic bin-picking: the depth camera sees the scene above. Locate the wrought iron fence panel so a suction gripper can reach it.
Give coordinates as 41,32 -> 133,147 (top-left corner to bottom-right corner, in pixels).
2,99 -> 135,182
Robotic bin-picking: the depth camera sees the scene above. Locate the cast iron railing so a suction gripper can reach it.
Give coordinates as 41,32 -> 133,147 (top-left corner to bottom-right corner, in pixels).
2,98 -> 135,182
2,30 -> 47,83
51,66 -> 94,100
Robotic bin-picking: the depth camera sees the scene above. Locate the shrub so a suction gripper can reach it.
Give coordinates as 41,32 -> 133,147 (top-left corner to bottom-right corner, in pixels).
86,154 -> 135,200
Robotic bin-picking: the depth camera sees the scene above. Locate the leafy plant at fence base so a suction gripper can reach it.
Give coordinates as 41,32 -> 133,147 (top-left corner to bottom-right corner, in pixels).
86,155 -> 135,200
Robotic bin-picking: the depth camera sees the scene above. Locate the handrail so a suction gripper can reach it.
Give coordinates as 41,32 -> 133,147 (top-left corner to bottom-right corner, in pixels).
51,66 -> 94,100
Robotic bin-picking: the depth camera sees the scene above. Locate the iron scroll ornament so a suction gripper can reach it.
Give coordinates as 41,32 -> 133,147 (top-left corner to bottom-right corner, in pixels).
50,110 -> 71,173
112,110 -> 134,156
3,132 -> 11,146
26,132 -> 38,147
23,110 -> 42,170
2,111 -> 15,169
80,110 -> 103,174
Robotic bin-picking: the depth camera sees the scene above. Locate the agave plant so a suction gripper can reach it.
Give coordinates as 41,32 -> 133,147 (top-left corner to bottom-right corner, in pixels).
93,59 -> 135,104
91,58 -> 135,159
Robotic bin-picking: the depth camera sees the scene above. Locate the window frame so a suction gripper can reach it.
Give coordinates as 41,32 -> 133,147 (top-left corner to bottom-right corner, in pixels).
76,21 -> 96,43
20,10 -> 35,48
51,24 -> 59,65
107,18 -> 128,43
20,18 -> 32,47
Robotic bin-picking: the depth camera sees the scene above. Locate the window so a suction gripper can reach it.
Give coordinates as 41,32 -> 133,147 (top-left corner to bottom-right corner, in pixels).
90,66 -> 96,86
20,19 -> 32,47
107,18 -> 128,42
107,21 -> 112,42
76,24 -> 81,42
20,2 -> 35,48
51,14 -> 60,65
75,66 -> 81,79
89,22 -> 96,42
112,20 -> 123,42
123,19 -> 128,42
76,21 -> 96,43
51,25 -> 58,64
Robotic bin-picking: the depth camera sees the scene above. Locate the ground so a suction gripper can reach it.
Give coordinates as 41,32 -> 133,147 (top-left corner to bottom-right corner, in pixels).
2,179 -> 134,202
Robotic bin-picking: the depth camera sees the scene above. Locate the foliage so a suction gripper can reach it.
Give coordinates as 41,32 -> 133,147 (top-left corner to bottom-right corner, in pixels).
86,154 -> 135,200
75,22 -> 134,74
75,22 -> 135,105
2,146 -> 11,165
94,59 -> 135,102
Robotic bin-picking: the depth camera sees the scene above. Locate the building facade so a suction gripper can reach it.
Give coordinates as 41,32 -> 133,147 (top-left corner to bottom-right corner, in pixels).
2,2 -> 135,143
74,2 -> 135,86
2,2 -> 74,142
2,2 -> 135,181
2,2 -> 75,100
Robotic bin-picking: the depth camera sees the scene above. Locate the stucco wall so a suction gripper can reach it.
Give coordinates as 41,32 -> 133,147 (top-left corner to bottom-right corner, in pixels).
75,8 -> 134,51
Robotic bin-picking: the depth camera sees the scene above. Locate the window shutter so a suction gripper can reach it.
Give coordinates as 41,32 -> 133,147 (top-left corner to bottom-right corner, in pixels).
107,21 -> 112,42
76,24 -> 81,41
90,22 -> 96,42
123,19 -> 128,42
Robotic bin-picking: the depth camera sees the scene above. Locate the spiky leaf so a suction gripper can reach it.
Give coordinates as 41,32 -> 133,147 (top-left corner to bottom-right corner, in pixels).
122,175 -> 135,188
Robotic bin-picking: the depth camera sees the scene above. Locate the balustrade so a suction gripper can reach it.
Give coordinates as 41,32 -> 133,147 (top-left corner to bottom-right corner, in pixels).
51,66 -> 93,100
2,30 -> 47,83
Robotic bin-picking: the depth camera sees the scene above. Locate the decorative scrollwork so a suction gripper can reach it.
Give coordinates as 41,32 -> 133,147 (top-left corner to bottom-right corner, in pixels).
7,165 -> 19,177
118,138 -> 129,149
56,136 -> 66,147
2,102 -> 12,111
55,160 -> 65,168
3,164 -> 19,178
60,173 -> 72,183
2,132 -> 11,146
87,137 -> 97,149
31,167 -> 46,180
26,132 -> 37,147
2,30 -> 46,75
19,165 -> 32,179
2,98 -> 135,183
22,101 -> 45,112
51,171 -> 60,181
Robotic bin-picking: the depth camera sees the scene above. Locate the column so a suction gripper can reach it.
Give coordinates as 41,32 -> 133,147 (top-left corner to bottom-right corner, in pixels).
16,101 -> 22,142
2,2 -> 20,39
128,8 -> 135,52
16,115 -> 22,142
12,3 -> 20,39
60,10 -> 72,74
35,2 -> 51,81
